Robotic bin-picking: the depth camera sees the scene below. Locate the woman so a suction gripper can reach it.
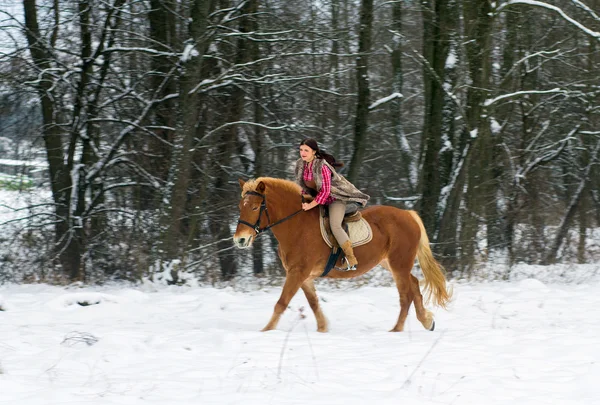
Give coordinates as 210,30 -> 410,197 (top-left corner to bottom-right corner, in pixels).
294,138 -> 370,270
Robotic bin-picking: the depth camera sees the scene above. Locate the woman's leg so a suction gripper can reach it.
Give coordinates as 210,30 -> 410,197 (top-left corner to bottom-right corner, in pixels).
329,200 -> 350,245
329,200 -> 358,269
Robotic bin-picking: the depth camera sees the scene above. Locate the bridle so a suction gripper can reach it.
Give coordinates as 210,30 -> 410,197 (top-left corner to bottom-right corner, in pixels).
237,191 -> 304,235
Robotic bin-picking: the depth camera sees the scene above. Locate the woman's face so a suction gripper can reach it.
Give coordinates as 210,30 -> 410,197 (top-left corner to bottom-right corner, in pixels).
299,145 -> 316,162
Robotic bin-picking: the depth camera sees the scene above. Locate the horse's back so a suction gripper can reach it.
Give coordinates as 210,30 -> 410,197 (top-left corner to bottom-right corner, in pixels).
361,204 -> 418,223
360,205 -> 421,246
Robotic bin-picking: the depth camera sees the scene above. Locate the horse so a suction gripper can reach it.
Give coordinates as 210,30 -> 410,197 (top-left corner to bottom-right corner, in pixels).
233,177 -> 451,332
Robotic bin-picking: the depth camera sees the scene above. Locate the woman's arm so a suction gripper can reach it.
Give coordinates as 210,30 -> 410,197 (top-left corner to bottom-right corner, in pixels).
303,164 -> 332,210
314,164 -> 332,204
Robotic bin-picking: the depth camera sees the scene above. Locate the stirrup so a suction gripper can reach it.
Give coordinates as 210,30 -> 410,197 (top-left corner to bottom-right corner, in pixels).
333,257 -> 357,272
343,257 -> 357,271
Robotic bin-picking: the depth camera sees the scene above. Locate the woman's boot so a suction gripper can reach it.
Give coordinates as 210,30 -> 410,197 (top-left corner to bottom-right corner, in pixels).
341,240 -> 358,270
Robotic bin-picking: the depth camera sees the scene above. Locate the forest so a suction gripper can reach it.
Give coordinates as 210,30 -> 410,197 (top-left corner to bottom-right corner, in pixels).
0,0 -> 599,284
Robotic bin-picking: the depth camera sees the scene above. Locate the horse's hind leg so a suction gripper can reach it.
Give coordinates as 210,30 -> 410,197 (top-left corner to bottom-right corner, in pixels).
409,274 -> 435,331
389,269 -> 414,332
301,279 -> 328,332
262,271 -> 305,332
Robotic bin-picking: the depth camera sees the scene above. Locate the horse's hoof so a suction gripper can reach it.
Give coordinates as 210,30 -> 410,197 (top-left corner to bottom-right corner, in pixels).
429,320 -> 435,331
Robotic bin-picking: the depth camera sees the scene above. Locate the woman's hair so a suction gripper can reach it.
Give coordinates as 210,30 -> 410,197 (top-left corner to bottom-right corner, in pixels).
300,138 -> 344,168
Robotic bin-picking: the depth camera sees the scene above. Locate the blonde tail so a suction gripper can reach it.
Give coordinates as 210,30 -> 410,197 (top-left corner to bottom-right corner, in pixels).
408,211 -> 452,309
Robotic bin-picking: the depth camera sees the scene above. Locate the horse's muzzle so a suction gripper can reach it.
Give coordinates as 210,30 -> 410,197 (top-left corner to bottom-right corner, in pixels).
233,236 -> 253,249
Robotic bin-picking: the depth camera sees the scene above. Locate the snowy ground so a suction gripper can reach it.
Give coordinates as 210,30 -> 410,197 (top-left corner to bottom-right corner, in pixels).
1,272 -> 600,405
2,188 -> 600,404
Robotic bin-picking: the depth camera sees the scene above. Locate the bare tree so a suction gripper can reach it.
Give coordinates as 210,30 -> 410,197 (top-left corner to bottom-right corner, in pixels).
347,0 -> 373,183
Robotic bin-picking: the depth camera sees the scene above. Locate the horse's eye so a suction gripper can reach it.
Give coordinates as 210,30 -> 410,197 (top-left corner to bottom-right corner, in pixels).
252,206 -> 259,211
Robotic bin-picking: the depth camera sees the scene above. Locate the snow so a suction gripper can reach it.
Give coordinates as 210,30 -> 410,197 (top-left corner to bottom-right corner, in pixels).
490,118 -> 502,134
483,88 -> 565,107
369,93 -> 403,110
1,270 -> 600,404
181,43 -> 199,63
446,48 -> 457,69
0,159 -> 47,168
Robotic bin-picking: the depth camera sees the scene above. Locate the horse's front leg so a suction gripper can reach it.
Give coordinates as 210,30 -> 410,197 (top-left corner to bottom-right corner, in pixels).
262,271 -> 306,332
301,279 -> 328,332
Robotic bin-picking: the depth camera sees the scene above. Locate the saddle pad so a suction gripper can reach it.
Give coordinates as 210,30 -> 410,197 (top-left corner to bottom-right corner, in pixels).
319,213 -> 373,248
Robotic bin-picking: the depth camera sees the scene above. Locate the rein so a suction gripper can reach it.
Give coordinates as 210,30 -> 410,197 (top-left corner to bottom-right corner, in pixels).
237,190 -> 304,235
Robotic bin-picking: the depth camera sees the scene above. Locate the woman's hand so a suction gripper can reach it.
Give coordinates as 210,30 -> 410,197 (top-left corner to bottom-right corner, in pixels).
302,201 -> 318,211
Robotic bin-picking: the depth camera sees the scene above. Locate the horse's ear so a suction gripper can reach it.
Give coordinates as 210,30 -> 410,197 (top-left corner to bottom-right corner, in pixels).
256,181 -> 266,193
238,178 -> 246,189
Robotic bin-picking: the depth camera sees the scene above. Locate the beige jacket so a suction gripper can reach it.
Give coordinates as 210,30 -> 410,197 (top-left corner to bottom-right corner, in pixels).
294,158 -> 370,207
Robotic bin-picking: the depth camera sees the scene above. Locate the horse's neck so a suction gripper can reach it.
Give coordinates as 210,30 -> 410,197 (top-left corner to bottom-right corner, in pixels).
267,187 -> 312,243
270,209 -> 316,249
269,188 -> 299,216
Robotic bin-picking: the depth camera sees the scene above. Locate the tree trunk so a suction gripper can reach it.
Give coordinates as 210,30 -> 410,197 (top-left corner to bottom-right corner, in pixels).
577,191 -> 587,264
389,0 -> 415,194
210,138 -> 238,280
498,8 -> 520,265
347,0 -> 373,184
330,0 -> 342,144
246,0 -> 264,276
457,0 -> 494,272
144,0 -> 178,209
418,0 -> 452,234
22,0 -> 81,280
160,0 -> 213,280
252,92 -> 264,276
426,2 -> 459,266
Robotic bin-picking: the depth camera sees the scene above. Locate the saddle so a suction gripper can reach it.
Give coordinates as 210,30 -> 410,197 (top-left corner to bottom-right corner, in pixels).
318,204 -> 373,249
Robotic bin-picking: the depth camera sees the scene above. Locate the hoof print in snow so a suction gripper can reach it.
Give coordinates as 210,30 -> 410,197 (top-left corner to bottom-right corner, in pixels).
52,293 -> 119,309
77,300 -> 101,307
61,331 -> 99,347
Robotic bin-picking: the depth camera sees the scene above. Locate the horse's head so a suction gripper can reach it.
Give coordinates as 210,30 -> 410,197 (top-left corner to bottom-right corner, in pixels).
233,179 -> 266,248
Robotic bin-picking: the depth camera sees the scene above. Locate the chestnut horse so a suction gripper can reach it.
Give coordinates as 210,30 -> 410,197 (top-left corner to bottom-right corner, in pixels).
234,177 -> 451,332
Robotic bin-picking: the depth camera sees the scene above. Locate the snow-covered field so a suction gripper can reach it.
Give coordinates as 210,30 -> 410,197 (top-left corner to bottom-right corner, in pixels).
1,272 -> 600,405
2,184 -> 600,404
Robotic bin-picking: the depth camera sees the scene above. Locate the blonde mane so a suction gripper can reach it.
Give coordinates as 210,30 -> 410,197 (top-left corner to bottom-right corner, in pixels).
242,177 -> 302,197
